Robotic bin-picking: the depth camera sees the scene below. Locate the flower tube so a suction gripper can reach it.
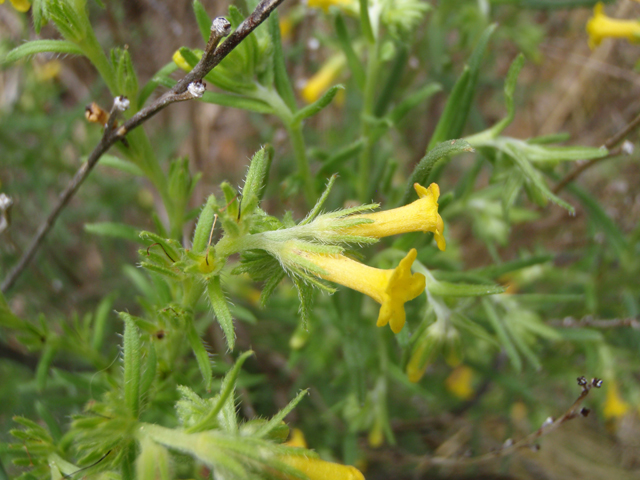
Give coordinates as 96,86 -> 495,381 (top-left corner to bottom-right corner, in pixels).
301,248 -> 425,333
340,183 -> 446,251
587,2 -> 640,49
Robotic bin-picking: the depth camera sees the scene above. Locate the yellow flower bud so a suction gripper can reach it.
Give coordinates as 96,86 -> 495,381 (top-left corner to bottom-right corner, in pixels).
279,454 -> 365,480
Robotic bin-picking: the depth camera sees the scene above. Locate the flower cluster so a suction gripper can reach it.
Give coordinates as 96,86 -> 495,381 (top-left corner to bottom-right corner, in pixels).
259,182 -> 445,334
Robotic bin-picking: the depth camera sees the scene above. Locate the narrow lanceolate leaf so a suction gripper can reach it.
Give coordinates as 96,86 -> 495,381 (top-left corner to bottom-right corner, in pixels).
268,12 -> 297,111
193,0 -> 213,42
489,53 -> 525,135
3,40 -> 84,64
85,222 -> 141,243
427,24 -> 496,149
334,13 -> 365,90
186,320 -> 213,392
36,340 -> 57,391
293,85 -> 344,124
187,351 -> 254,433
402,139 -> 474,204
253,389 -> 308,438
482,299 -> 522,372
427,281 -> 506,297
207,277 -> 236,351
121,314 -> 142,418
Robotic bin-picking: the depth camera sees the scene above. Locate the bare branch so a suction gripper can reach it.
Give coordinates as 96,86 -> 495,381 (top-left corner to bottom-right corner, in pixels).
553,109 -> 640,194
1,0 -> 286,293
414,376 -> 602,470
550,316 -> 640,330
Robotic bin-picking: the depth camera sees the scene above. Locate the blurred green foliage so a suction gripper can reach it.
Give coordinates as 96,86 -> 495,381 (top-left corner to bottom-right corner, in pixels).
1,0 -> 639,479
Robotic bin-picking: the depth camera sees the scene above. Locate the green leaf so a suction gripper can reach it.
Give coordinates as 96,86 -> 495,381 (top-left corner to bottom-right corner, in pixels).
121,313 -> 142,418
427,281 -> 506,297
489,53 -> 525,136
91,293 -> 116,351
268,12 -> 297,111
35,340 -> 57,391
387,82 -> 442,127
253,389 -> 308,438
470,255 -> 553,278
186,320 -> 213,391
317,140 -> 365,176
293,85 -> 344,124
2,40 -> 84,65
427,24 -> 496,149
0,290 -> 24,330
482,299 -> 522,372
299,174 -> 337,226
401,139 -> 474,204
85,222 -> 141,243
566,181 -> 628,255
193,0 -> 213,42
138,62 -> 178,107
374,43 -> 409,116
334,13 -> 365,90
207,277 -> 236,351
200,91 -> 274,113
358,0 -> 375,44
97,154 -> 145,177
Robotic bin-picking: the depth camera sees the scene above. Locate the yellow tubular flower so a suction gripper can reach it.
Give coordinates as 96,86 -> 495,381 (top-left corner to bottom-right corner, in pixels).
303,248 -> 425,333
586,3 -> 640,49
445,365 -> 474,400
279,454 -> 365,480
284,428 -> 308,448
342,183 -> 445,251
0,0 -> 31,12
301,55 -> 345,104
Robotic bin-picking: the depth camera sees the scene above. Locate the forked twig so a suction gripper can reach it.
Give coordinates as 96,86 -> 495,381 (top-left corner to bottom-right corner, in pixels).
415,376 -> 603,471
1,0 -> 286,293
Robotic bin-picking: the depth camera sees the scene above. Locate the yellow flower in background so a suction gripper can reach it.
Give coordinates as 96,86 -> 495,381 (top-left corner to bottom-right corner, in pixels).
284,428 -> 308,448
0,0 -> 31,12
172,50 -> 193,72
34,60 -> 62,83
307,0 -> 355,13
445,365 -> 474,400
342,183 -> 446,251
303,248 -> 425,333
301,55 -> 346,104
279,454 -> 365,480
603,381 -> 629,419
280,428 -> 365,480
586,2 -> 640,49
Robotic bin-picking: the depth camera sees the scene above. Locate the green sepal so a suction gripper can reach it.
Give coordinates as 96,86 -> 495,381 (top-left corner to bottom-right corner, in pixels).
293,85 -> 344,124
121,313 -> 142,418
186,319 -> 213,392
252,389 -> 308,439
192,195 -> 218,254
220,182 -> 240,220
241,146 -> 274,217
139,232 -> 181,262
2,40 -> 84,65
186,351 -> 254,433
207,276 -> 236,351
112,47 -> 139,104
299,174 -> 337,225
139,262 -> 183,281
